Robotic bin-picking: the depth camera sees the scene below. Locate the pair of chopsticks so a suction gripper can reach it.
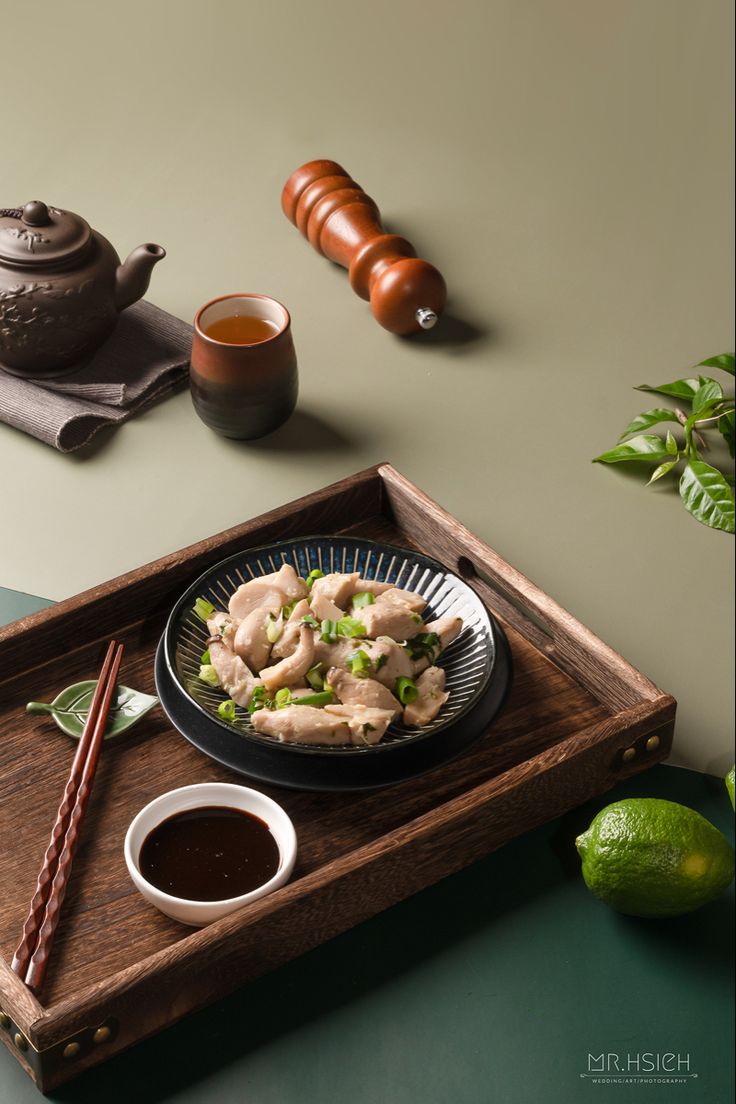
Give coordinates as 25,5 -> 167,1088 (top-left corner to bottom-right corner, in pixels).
11,641 -> 124,995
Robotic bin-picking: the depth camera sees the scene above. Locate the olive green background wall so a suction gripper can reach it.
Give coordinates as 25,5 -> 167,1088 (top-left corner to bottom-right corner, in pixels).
1,0 -> 733,772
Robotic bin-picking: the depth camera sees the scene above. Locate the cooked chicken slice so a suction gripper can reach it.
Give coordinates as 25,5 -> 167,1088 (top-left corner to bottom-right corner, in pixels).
207,640 -> 261,707
403,667 -> 449,727
358,602 -> 424,642
260,625 -> 315,691
257,563 -> 308,601
269,623 -> 300,662
352,577 -> 393,596
425,615 -> 463,652
324,704 -> 394,745
285,685 -> 317,699
270,599 -> 313,661
233,605 -> 275,673
312,635 -> 359,670
207,612 -> 238,651
252,704 -> 352,745
310,591 -> 344,623
310,572 -> 360,607
229,581 -> 287,620
376,588 -> 427,614
410,615 -> 464,676
311,572 -> 397,607
412,656 -> 430,677
326,667 -> 401,718
362,638 -> 413,688
287,598 -> 311,622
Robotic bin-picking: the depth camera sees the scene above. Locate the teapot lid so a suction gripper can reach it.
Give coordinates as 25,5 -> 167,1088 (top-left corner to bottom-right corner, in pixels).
0,201 -> 91,266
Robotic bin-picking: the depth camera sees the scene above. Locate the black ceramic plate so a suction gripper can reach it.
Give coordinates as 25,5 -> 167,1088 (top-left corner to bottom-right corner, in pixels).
156,536 -> 513,791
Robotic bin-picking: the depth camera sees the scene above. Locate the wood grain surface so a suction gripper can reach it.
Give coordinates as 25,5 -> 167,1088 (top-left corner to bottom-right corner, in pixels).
0,465 -> 675,1089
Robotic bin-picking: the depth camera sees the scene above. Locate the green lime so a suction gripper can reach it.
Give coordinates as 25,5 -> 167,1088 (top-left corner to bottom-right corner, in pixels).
726,766 -> 735,811
576,798 -> 734,918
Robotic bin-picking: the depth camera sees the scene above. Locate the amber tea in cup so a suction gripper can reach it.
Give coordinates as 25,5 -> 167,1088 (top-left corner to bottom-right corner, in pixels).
202,314 -> 280,345
190,293 -> 298,439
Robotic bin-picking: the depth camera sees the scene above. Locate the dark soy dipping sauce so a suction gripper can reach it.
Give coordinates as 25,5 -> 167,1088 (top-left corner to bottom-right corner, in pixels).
139,806 -> 280,901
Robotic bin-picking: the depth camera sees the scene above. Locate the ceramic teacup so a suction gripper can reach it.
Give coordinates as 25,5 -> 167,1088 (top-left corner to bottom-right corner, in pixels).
190,293 -> 298,439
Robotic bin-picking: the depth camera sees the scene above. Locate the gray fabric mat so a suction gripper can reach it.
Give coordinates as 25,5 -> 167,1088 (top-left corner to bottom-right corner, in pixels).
0,300 -> 192,453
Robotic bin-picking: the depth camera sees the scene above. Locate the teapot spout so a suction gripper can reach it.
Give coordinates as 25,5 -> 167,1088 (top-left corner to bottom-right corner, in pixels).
114,243 -> 166,311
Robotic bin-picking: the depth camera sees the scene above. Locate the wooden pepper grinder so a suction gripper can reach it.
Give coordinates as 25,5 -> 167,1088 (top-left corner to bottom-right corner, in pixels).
281,159 -> 447,335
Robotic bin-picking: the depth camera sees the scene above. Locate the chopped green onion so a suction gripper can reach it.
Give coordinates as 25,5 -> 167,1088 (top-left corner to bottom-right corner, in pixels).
410,613 -> 423,624
362,723 -> 376,737
337,615 -> 366,638
320,618 -> 339,643
306,664 -> 324,691
217,699 -> 236,721
404,632 -> 440,662
292,690 -> 335,708
249,686 -> 268,712
305,569 -> 324,590
198,664 -> 219,687
346,649 -> 372,677
282,600 -> 298,619
374,653 -> 388,671
300,614 -> 320,628
193,597 -> 216,622
200,648 -> 211,664
266,612 -> 284,644
274,687 -> 292,709
352,591 -> 375,609
395,676 -> 418,705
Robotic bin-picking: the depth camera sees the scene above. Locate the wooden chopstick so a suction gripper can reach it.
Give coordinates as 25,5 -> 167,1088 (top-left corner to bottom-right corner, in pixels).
10,640 -> 117,980
12,641 -> 124,995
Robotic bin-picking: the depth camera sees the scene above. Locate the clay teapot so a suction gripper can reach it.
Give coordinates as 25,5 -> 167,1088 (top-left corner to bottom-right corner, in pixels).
0,201 -> 165,377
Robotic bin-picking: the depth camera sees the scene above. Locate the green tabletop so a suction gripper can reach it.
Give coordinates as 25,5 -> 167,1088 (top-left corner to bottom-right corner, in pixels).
0,589 -> 733,1103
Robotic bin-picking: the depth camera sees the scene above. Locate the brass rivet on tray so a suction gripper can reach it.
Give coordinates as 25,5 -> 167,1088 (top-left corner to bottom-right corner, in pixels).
646,735 -> 660,752
0,1012 -> 10,1030
622,747 -> 636,762
63,1042 -> 81,1059
14,1031 -> 28,1051
92,1026 -> 112,1045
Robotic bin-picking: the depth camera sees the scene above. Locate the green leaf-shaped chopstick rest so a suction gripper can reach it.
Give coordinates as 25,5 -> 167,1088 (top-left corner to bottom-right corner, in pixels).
26,681 -> 158,740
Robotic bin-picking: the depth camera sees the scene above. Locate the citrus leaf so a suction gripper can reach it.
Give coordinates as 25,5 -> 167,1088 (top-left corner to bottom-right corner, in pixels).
696,353 -> 735,377
647,459 -> 679,486
593,434 -> 672,465
665,430 -> 678,455
617,408 -> 679,442
635,378 -> 700,401
692,379 -> 723,415
679,461 -> 735,533
718,410 -> 735,458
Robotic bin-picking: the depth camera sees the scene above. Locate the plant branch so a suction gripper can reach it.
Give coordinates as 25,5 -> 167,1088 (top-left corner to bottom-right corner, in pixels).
676,407 -> 707,451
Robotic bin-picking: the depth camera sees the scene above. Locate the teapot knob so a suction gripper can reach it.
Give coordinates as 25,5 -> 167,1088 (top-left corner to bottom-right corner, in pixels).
22,200 -> 51,227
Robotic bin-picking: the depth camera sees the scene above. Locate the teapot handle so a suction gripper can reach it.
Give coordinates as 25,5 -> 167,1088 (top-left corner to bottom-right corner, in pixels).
0,208 -> 22,218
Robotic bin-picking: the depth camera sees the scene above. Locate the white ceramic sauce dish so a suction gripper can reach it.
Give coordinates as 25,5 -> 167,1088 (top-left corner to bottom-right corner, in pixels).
124,782 -> 297,926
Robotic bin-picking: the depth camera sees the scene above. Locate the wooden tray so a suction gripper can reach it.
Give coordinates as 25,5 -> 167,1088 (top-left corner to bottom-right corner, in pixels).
0,464 -> 676,1092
